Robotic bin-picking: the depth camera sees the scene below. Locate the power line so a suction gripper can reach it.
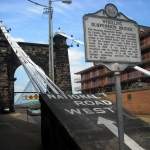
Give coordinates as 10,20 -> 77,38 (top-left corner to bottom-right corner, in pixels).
28,0 -> 47,7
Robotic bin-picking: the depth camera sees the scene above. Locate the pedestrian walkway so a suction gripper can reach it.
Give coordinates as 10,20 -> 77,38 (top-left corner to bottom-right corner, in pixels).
0,113 -> 44,150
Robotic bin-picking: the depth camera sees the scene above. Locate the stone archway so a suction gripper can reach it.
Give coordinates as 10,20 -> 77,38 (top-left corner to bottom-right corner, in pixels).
0,30 -> 72,112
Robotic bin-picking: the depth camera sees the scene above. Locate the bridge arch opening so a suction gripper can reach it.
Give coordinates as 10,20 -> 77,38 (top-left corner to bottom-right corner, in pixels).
14,65 -> 29,106
14,65 -> 46,107
0,30 -> 72,112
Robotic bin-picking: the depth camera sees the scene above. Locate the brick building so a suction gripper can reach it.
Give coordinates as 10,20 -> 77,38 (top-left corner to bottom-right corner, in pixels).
74,25 -> 150,115
74,25 -> 150,94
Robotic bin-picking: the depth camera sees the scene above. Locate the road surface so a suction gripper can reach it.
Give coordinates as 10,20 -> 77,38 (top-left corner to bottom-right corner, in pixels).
15,109 -> 41,126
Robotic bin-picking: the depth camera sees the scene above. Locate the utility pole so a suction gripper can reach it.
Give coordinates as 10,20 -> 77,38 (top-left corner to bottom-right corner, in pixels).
48,0 -> 54,82
28,0 -> 72,82
48,0 -> 72,82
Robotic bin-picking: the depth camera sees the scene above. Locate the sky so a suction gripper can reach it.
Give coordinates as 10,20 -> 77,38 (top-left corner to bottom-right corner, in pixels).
0,0 -> 150,98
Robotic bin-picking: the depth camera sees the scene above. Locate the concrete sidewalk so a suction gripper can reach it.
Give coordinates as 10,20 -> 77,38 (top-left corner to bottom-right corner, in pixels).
0,113 -> 44,150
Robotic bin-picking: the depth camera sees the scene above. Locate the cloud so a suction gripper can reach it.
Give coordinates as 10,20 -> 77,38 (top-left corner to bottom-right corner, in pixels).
136,0 -> 145,7
54,2 -> 72,10
114,1 -> 124,8
14,85 -> 24,92
14,38 -> 25,42
25,78 -> 30,83
68,48 -> 92,93
27,6 -> 43,15
68,49 -> 84,65
37,41 -> 46,44
0,3 -> 15,13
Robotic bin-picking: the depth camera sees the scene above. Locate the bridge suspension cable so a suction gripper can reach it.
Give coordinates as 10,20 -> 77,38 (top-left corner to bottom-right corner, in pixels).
0,23 -> 64,94
54,30 -> 84,46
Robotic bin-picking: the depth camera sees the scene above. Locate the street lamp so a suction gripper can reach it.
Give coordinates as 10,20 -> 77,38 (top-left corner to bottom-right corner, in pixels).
48,0 -> 72,82
28,0 -> 72,82
62,0 -> 72,4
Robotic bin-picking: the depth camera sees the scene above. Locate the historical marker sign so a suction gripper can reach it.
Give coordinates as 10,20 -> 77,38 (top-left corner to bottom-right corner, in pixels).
83,4 -> 141,64
83,4 -> 142,149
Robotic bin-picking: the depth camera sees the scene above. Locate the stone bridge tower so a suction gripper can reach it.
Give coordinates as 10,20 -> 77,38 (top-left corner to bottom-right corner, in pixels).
0,29 -> 72,112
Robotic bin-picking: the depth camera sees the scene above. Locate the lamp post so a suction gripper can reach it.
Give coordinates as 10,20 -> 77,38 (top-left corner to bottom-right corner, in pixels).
28,0 -> 72,82
48,0 -> 72,82
48,0 -> 53,81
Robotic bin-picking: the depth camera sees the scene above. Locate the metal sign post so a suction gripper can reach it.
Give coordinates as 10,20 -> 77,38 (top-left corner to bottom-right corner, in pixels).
83,3 -> 142,150
114,71 -> 124,150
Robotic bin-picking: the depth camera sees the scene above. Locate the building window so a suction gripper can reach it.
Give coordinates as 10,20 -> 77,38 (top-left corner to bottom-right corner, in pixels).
91,80 -> 95,87
105,67 -> 110,73
95,79 -> 99,86
81,74 -> 85,80
90,72 -> 92,77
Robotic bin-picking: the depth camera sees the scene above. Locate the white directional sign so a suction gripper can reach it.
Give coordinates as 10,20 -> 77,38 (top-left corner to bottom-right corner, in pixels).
40,93 -> 149,149
97,117 -> 145,150
83,4 -> 141,64
48,94 -> 115,115
47,94 -> 144,150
